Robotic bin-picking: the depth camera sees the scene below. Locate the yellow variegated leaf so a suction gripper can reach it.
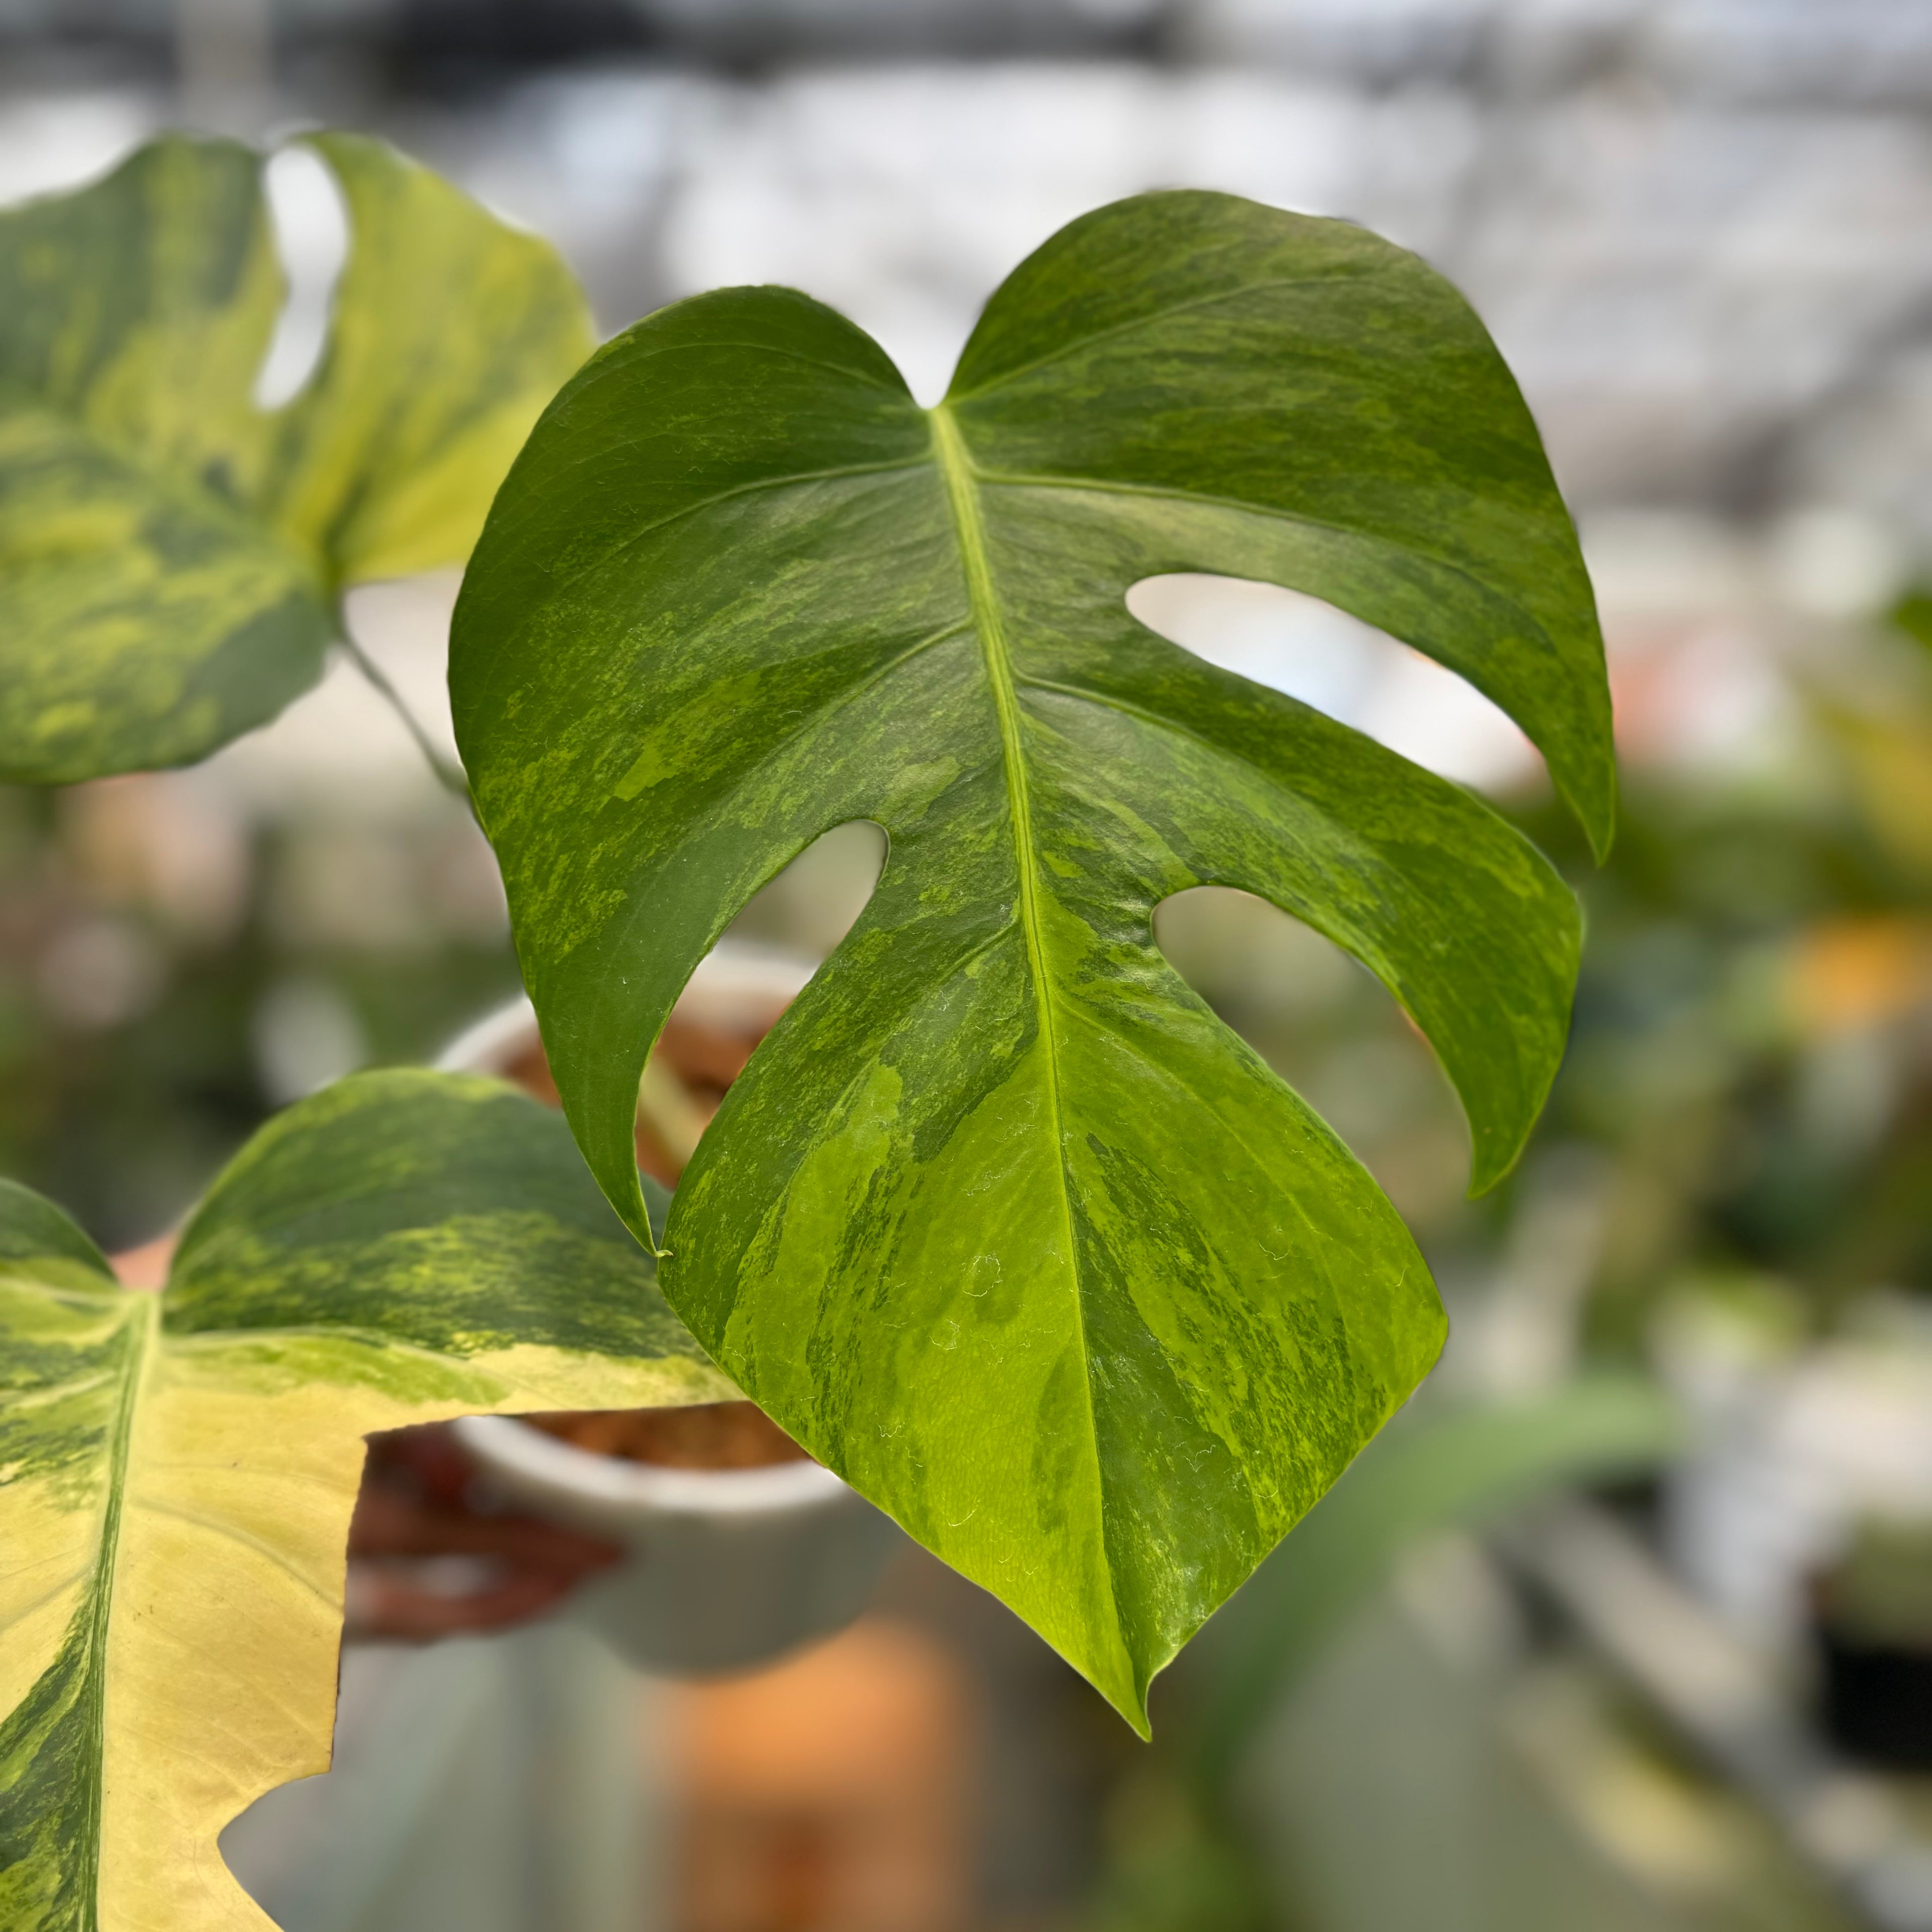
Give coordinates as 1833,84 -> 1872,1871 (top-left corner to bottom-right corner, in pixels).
0,132 -> 593,785
0,1071 -> 727,1931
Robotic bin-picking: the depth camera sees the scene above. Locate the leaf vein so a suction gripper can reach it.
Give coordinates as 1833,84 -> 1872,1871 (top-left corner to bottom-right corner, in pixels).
574,456 -> 932,579
590,336 -> 909,394
76,1296 -> 158,1923
946,270 -> 1381,401
0,1565 -> 91,1641
134,1498 -> 338,1612
976,468 -> 1560,678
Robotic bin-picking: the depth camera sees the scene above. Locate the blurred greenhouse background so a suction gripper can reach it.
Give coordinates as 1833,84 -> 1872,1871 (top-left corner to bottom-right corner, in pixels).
6,2 -> 1932,1929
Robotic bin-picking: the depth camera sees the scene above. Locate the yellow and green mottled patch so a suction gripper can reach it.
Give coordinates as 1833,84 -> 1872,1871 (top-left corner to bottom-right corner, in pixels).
0,1070 -> 727,1932
451,193 -> 1617,1729
0,131 -> 593,784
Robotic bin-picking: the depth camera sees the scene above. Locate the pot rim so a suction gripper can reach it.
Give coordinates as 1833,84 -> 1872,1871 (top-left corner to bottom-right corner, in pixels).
452,1413 -> 849,1516
438,942 -> 841,1515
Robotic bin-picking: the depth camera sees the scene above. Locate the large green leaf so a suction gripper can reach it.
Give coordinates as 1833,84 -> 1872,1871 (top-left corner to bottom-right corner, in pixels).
0,131 -> 593,784
451,190 -> 1615,1728
0,1070 -> 725,1932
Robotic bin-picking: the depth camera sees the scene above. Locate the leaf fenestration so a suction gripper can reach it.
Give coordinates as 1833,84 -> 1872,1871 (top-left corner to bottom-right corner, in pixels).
0,132 -> 593,784
0,1071 -> 726,1932
450,191 -> 1616,1726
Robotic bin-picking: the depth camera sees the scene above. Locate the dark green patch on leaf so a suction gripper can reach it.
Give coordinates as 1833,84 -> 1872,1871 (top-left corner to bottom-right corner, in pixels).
168,1070 -> 689,1364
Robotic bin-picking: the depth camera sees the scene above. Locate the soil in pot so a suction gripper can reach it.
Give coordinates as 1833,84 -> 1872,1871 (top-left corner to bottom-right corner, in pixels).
525,1401 -> 808,1470
500,1000 -> 787,1188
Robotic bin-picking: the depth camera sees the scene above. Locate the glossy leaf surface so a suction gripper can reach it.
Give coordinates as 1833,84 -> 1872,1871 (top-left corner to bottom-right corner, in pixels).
0,1071 -> 725,1931
452,191 -> 1615,1726
0,131 -> 592,784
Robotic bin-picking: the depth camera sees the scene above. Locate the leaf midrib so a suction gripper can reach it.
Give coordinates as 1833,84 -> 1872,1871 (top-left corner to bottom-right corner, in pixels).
929,403 -> 1125,1664
78,1290 -> 158,1928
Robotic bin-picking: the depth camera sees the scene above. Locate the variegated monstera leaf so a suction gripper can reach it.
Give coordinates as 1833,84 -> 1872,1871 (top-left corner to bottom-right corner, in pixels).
0,131 -> 592,783
0,1071 -> 726,1932
453,190 -> 1617,1730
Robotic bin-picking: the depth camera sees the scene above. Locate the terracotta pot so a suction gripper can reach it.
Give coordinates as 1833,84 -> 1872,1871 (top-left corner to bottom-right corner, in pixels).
438,944 -> 903,1676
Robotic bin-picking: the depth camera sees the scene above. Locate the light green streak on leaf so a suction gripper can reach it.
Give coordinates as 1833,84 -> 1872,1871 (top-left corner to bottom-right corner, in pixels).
0,132 -> 592,784
0,1069 -> 725,1932
450,191 -> 1617,1728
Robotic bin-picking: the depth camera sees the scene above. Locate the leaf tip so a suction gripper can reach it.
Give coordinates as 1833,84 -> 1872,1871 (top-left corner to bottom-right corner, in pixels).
1105,1650 -> 1163,1741
1579,779 -> 1619,866
1561,706 -> 1620,866
1102,1678 -> 1157,1742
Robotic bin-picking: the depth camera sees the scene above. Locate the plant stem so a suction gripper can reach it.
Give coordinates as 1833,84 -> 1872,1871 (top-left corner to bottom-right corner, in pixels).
338,632 -> 471,802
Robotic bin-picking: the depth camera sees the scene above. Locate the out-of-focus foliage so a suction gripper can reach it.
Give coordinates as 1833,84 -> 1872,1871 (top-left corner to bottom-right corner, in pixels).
1890,591 -> 1932,657
1820,1516 -> 1932,1647
1185,1376 -> 1682,1798
1516,639 -> 1932,1342
0,768 -> 520,1249
1069,1375 -> 1682,1932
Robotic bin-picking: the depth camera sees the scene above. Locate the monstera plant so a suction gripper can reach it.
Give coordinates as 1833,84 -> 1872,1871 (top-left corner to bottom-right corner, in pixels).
1,130 -> 1613,1926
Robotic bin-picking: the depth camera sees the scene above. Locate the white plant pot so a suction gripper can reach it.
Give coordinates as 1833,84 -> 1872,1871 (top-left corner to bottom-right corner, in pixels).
438,945 -> 904,1676
451,1415 -> 902,1675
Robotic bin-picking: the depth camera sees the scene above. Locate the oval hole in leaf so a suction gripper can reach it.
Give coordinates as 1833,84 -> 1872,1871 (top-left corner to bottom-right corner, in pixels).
717,818 -> 888,963
254,142 -> 349,409
639,821 -> 888,1185
1155,883 -> 1476,1226
1127,574 -> 1547,798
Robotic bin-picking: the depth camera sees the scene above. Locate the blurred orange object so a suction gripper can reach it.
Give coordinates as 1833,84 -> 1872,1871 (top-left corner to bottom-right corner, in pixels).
109,1233 -> 173,1289
1786,917 -> 1932,1036
667,1617 -> 975,1932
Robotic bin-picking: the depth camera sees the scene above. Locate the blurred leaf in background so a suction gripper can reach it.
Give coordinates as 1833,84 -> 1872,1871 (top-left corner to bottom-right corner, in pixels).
0,579 -> 523,1248
1071,1376 -> 1683,1932
0,131 -> 590,785
1512,600 -> 1932,1346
